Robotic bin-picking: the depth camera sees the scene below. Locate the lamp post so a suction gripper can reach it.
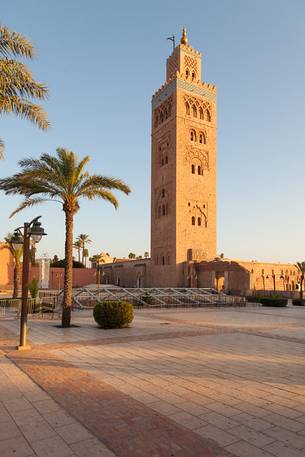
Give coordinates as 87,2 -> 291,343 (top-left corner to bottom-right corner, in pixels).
11,216 -> 47,350
96,259 -> 100,288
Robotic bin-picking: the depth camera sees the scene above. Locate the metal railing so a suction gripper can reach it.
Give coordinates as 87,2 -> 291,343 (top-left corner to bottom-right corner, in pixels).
0,294 -> 62,319
71,287 -> 246,309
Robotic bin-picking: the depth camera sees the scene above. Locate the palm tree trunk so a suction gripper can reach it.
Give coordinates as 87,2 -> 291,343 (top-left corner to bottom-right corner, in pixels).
300,277 -> 304,301
62,210 -> 74,327
13,260 -> 21,299
78,248 -> 80,263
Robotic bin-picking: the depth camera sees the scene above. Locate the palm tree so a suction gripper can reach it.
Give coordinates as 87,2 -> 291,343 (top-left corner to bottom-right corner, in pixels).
0,25 -> 49,157
3,234 -> 23,298
73,239 -> 82,263
76,233 -> 91,264
144,251 -> 149,258
128,252 -> 136,259
0,148 -> 130,327
295,261 -> 305,301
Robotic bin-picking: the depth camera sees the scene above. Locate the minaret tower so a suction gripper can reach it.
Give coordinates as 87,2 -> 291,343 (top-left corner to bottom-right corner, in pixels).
150,28 -> 217,286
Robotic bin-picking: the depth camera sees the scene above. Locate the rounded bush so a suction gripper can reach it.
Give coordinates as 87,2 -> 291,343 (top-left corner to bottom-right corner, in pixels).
259,297 -> 288,307
93,300 -> 134,329
292,299 -> 305,306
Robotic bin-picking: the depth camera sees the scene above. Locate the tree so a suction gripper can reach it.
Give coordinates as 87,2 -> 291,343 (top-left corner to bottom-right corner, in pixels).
52,254 -> 59,263
3,234 -> 23,298
76,233 -> 91,264
83,248 -> 89,267
128,252 -> 136,259
0,148 -> 130,327
295,261 -> 305,301
0,25 -> 49,157
144,251 -> 149,258
73,239 -> 82,263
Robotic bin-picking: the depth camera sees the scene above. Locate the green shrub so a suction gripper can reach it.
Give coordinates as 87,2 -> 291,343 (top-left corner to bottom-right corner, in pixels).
292,299 -> 305,306
259,297 -> 288,307
140,291 -> 153,305
93,300 -> 134,329
28,278 -> 39,299
246,296 -> 261,303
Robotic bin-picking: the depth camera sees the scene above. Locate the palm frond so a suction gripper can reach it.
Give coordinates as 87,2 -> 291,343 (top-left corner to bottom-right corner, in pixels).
0,59 -> 48,100
0,26 -> 34,58
0,95 -> 49,130
81,188 -> 119,208
10,197 -> 49,218
76,175 -> 131,196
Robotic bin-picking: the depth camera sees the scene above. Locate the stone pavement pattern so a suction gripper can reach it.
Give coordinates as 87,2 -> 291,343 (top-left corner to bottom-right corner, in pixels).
1,306 -> 305,456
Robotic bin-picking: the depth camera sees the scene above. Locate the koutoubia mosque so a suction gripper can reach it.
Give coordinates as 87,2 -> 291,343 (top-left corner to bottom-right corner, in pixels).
101,29 -> 298,294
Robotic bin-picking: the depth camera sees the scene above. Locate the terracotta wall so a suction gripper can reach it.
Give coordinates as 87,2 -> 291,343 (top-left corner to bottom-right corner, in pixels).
29,266 -> 96,289
0,243 -> 14,289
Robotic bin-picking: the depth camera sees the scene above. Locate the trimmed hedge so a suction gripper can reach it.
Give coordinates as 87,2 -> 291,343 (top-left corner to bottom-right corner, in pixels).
259,297 -> 288,307
246,296 -> 261,303
93,300 -> 134,329
292,299 -> 305,306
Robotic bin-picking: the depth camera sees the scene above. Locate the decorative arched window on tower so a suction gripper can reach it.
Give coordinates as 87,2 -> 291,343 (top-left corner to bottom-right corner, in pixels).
205,109 -> 211,122
199,107 -> 204,120
185,69 -> 190,79
190,129 -> 196,142
185,102 -> 190,115
192,216 -> 196,226
192,71 -> 196,81
192,105 -> 197,118
199,132 -> 206,144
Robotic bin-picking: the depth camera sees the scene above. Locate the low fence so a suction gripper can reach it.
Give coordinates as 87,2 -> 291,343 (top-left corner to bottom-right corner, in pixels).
71,287 -> 246,309
0,293 -> 61,319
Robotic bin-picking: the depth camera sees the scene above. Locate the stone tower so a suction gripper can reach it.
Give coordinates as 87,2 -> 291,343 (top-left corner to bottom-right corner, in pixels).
150,28 -> 217,286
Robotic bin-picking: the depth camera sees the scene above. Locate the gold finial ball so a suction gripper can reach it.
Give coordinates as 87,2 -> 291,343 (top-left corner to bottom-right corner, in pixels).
180,27 -> 188,45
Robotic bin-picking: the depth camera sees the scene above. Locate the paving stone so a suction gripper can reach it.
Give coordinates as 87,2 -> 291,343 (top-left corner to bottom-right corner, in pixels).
31,435 -> 74,457
55,422 -> 92,444
263,440 -> 305,457
0,435 -> 34,457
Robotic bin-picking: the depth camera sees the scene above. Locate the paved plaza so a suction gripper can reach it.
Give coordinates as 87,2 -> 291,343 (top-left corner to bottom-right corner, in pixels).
1,306 -> 305,456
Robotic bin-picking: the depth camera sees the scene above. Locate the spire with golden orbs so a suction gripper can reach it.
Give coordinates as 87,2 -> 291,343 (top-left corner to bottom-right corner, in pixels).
180,27 -> 188,45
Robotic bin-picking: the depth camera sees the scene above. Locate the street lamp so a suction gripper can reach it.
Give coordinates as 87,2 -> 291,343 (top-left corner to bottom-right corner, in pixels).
11,216 -> 47,350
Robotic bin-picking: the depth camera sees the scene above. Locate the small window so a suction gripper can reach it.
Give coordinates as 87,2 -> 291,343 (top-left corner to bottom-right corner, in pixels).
162,256 -> 165,265
190,130 -> 196,142
192,216 -> 195,226
165,156 -> 168,164
185,102 -> 190,115
198,165 -> 202,175
192,105 -> 197,118
198,217 -> 201,226
205,109 -> 211,121
160,111 -> 164,123
192,71 -> 196,81
191,164 -> 195,174
199,107 -> 204,120
162,204 -> 166,216
167,255 -> 170,265
186,69 -> 189,79
168,104 -> 172,117
161,189 -> 165,198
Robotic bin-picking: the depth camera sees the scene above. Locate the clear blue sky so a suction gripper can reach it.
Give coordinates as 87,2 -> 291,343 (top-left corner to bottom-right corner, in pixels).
1,0 -> 305,263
